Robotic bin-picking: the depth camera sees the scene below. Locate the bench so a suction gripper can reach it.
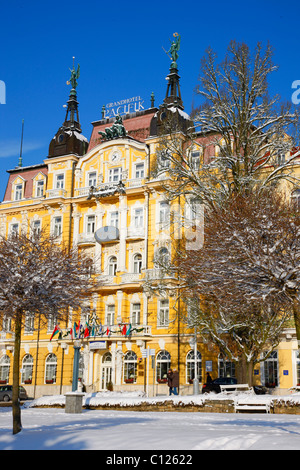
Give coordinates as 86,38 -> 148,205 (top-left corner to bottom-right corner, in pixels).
220,384 -> 252,394
234,402 -> 271,413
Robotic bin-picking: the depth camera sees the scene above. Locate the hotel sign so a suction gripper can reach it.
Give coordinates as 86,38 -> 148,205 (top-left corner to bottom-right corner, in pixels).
104,96 -> 144,119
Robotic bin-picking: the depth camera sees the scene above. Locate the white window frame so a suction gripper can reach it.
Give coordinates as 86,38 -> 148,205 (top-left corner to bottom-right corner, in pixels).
159,201 -> 170,224
108,256 -> 117,276
110,211 -> 119,228
108,167 -> 122,183
32,219 -> 41,234
135,162 -> 145,179
133,253 -> 142,274
157,299 -> 169,327
36,180 -> 45,197
87,171 -> 97,187
55,173 -> 65,189
106,304 -> 115,325
133,207 -> 144,228
9,223 -> 19,235
131,303 -> 141,325
53,216 -> 62,237
14,183 -> 23,201
86,214 -> 96,234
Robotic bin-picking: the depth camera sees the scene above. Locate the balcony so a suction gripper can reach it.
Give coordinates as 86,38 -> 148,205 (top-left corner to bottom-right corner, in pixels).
77,233 -> 96,245
121,272 -> 143,284
144,268 -> 177,280
46,189 -> 67,199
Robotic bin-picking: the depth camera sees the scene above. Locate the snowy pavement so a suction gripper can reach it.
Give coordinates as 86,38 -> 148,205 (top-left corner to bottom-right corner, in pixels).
1,405 -> 300,450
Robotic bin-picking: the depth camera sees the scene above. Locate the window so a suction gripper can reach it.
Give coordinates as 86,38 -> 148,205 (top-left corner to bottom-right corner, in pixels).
45,353 -> 57,384
14,184 -> 23,201
88,171 -> 97,187
2,315 -> 11,332
124,351 -> 137,382
219,355 -> 236,378
131,303 -> 141,324
133,208 -> 143,228
296,351 -> 300,386
133,253 -> 142,274
21,354 -> 33,383
47,315 -> 56,333
110,211 -> 119,228
36,180 -> 44,197
159,201 -> 170,224
32,220 -> 41,234
189,198 -> 201,223
10,223 -> 19,235
155,247 -> 170,268
109,167 -> 122,183
158,150 -> 171,169
158,299 -> 169,327
53,216 -> 62,237
135,163 -> 145,179
24,313 -> 34,334
263,351 -> 278,388
0,355 -> 10,383
156,350 -> 171,382
86,215 -> 95,234
186,350 -> 202,383
191,151 -> 201,170
291,189 -> 300,210
55,174 -> 64,189
106,305 -> 115,325
108,256 -> 117,276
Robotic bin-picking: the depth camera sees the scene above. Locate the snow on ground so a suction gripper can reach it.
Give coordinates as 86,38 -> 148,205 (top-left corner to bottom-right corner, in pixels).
1,391 -> 300,450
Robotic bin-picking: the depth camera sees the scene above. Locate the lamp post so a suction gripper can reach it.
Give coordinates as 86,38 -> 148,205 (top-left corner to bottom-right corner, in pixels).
72,340 -> 81,392
193,327 -> 199,395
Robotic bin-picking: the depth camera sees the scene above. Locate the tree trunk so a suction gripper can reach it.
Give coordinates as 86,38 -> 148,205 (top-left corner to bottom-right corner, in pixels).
292,299 -> 300,347
12,309 -> 22,435
236,356 -> 254,386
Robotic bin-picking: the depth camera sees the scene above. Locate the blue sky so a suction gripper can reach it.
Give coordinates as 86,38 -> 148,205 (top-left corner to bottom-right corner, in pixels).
0,0 -> 299,200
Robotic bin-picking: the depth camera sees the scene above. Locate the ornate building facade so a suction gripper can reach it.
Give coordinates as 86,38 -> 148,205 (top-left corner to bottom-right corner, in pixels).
0,51 -> 299,398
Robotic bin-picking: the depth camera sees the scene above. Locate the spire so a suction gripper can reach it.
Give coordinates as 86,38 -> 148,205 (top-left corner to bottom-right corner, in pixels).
163,33 -> 183,109
63,58 -> 81,132
48,59 -> 88,158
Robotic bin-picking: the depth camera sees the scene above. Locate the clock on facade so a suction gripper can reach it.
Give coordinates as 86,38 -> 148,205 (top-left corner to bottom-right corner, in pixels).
110,150 -> 121,163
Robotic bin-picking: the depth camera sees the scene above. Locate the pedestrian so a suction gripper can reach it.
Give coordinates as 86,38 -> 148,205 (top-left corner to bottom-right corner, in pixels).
172,369 -> 179,395
167,368 -> 174,396
206,372 -> 212,383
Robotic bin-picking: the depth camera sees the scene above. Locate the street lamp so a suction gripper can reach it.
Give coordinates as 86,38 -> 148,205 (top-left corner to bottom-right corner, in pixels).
193,327 -> 199,395
72,340 -> 81,392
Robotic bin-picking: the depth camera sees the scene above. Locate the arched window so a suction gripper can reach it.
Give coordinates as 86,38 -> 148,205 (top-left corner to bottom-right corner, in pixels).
133,253 -> 142,274
0,355 -> 10,383
45,353 -> 57,384
156,350 -> 171,382
124,351 -> 137,383
218,355 -> 236,378
186,350 -> 202,383
108,256 -> 117,276
21,354 -> 33,384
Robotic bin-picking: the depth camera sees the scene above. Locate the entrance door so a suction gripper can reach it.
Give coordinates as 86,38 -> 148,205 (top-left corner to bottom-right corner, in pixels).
101,352 -> 112,390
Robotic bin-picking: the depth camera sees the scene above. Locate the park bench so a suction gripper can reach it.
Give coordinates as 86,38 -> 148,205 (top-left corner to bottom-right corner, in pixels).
234,401 -> 271,413
220,384 -> 252,394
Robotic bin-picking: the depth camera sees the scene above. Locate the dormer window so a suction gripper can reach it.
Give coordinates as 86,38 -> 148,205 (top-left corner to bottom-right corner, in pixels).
14,184 -> 23,201
36,180 -> 44,197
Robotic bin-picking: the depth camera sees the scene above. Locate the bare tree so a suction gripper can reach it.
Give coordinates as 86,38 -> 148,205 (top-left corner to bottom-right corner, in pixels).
155,41 -> 300,209
173,190 -> 300,383
0,229 -> 97,434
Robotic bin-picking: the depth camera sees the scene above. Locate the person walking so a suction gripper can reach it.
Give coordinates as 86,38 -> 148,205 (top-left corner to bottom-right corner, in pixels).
172,369 -> 179,395
167,368 -> 174,396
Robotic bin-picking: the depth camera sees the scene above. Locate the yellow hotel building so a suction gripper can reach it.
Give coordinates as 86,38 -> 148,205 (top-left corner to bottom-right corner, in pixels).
0,59 -> 299,398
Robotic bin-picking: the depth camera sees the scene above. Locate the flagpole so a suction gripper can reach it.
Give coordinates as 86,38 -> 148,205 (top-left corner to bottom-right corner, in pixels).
18,119 -> 24,167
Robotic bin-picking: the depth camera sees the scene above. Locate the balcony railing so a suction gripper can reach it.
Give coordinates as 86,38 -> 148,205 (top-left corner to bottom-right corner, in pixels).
121,272 -> 143,284
46,189 -> 67,198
